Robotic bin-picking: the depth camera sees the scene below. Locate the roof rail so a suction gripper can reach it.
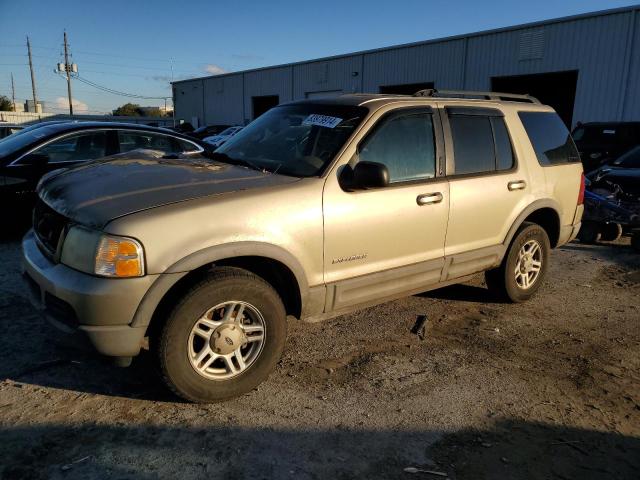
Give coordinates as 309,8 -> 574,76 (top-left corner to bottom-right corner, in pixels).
413,88 -> 540,104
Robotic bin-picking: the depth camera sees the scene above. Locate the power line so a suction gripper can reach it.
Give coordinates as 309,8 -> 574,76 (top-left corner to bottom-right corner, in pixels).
2,41 -> 225,68
74,75 -> 170,99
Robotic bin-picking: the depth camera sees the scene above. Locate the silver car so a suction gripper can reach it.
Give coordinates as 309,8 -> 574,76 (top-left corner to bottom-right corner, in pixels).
22,91 -> 584,402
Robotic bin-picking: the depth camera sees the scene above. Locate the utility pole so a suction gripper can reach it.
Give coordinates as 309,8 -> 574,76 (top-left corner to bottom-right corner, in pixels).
63,30 -> 73,115
26,36 -> 38,112
10,73 -> 16,112
170,58 -> 176,127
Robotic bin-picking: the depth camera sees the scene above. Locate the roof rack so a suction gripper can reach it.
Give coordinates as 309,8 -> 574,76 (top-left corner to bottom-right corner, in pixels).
413,88 -> 540,104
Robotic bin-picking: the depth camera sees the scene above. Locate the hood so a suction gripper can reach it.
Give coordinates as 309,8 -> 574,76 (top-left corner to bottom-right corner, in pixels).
38,151 -> 299,229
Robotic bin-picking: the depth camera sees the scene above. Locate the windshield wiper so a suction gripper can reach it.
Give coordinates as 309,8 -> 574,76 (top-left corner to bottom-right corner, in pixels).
208,151 -> 263,172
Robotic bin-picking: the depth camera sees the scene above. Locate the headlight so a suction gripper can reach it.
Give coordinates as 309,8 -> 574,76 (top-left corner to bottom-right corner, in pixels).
61,227 -> 145,278
95,235 -> 145,277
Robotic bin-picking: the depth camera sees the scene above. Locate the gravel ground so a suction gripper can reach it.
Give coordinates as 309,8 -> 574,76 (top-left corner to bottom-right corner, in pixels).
0,233 -> 638,479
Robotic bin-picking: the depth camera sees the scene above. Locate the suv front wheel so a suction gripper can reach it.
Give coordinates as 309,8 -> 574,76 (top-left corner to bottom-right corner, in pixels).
485,222 -> 550,303
156,267 -> 287,403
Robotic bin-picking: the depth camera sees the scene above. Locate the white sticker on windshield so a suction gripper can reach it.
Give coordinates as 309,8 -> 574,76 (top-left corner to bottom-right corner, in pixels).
302,114 -> 343,129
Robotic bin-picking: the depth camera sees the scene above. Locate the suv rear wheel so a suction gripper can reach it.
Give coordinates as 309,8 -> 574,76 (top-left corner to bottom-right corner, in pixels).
485,222 -> 550,303
156,267 -> 287,403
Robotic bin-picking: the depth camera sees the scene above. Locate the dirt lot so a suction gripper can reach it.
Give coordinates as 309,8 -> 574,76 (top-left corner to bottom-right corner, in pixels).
0,232 -> 638,480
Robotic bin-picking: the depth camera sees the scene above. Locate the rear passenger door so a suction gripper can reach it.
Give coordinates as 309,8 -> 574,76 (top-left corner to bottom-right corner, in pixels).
442,106 -> 530,259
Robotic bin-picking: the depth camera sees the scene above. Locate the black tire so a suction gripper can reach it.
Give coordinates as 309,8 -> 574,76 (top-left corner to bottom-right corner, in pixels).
485,222 -> 550,303
155,267 -> 287,403
599,222 -> 622,242
577,221 -> 601,244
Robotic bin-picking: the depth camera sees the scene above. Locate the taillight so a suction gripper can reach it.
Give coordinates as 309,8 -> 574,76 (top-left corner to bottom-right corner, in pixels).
577,172 -> 585,205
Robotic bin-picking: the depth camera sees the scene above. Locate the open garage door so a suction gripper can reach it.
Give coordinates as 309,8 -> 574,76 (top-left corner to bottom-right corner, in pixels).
379,82 -> 434,95
491,71 -> 578,127
252,95 -> 280,119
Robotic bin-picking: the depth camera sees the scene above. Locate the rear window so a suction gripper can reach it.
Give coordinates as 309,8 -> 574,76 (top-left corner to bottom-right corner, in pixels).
519,112 -> 580,166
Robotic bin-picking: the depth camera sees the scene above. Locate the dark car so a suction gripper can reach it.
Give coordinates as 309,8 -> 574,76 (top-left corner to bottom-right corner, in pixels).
591,167 -> 640,199
0,123 -> 24,139
572,121 -> 640,173
587,145 -> 640,179
189,124 -> 231,140
0,121 -> 208,215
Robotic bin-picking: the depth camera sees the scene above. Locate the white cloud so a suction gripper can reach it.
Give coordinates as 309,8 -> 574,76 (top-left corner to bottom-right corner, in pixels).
204,64 -> 226,75
53,96 -> 89,113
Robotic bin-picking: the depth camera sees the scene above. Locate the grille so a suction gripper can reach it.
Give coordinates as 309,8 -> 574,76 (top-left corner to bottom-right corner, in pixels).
33,199 -> 68,256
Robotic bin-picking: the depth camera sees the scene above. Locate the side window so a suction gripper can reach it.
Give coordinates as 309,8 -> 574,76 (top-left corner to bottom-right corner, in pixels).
518,111 -> 580,165
449,116 -> 495,174
491,117 -> 515,170
359,112 -> 436,183
118,131 -> 182,154
33,131 -> 107,163
449,113 -> 515,174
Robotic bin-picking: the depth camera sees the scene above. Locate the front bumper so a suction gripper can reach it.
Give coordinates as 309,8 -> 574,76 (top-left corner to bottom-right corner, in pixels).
22,230 -> 159,357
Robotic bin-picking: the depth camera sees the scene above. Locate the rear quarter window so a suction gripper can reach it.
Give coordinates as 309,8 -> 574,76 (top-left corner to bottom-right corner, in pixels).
519,111 -> 580,166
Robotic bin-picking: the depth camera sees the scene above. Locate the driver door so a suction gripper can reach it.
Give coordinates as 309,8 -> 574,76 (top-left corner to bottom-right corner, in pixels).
322,106 -> 449,311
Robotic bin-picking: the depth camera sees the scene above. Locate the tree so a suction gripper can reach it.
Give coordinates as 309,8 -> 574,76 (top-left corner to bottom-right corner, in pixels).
112,103 -> 166,117
0,95 -> 13,112
112,103 -> 142,116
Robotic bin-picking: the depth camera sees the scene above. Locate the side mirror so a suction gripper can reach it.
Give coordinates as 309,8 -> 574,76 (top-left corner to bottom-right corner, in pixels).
352,161 -> 389,189
20,152 -> 50,166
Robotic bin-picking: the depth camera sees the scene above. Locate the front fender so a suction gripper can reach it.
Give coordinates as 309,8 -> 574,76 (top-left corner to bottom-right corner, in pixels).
130,241 -> 310,328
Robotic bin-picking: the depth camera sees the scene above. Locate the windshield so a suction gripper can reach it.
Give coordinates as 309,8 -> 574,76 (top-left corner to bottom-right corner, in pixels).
215,104 -> 368,177
0,125 -> 65,157
613,145 -> 640,168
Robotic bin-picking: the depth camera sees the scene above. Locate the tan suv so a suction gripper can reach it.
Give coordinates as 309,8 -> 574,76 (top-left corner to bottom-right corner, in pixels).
22,90 -> 584,402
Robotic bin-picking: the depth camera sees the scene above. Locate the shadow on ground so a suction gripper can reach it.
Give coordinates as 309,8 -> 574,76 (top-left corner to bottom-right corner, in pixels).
559,240 -> 639,269
0,420 -> 637,480
417,283 -> 506,304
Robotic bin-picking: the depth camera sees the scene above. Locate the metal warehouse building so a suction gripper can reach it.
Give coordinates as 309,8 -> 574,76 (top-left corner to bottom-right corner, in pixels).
173,5 -> 640,129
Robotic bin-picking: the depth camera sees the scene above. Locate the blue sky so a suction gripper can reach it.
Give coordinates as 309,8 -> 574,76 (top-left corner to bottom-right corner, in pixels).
0,0 -> 635,114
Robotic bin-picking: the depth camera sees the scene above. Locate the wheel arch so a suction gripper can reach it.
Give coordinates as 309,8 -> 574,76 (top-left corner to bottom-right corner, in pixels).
131,242 -> 309,330
504,200 -> 562,249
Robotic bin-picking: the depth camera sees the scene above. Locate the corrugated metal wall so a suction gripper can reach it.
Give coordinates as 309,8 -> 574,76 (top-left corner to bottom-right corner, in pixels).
622,10 -> 639,120
174,6 -> 639,128
463,11 -> 632,123
292,55 -> 362,99
243,66 -> 293,122
203,74 -> 244,125
173,81 -> 204,126
362,39 -> 466,91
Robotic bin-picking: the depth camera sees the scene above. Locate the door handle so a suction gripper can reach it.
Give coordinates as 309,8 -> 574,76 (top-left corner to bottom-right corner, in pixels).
508,180 -> 527,191
416,192 -> 443,206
